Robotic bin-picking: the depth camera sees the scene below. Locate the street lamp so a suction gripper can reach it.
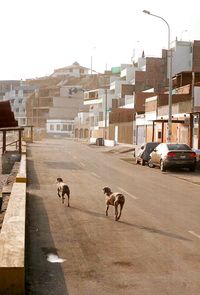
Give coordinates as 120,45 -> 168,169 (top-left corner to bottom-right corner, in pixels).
143,10 -> 172,142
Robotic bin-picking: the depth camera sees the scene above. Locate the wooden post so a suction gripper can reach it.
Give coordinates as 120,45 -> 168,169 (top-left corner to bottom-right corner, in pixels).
19,130 -> 22,154
161,122 -> 164,142
2,130 -> 6,154
152,121 -> 155,141
30,126 -> 33,142
198,113 -> 200,149
189,113 -> 193,148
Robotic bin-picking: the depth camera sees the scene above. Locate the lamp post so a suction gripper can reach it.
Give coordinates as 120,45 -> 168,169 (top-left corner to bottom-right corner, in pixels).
143,10 -> 172,142
103,76 -> 109,140
105,86 -> 108,139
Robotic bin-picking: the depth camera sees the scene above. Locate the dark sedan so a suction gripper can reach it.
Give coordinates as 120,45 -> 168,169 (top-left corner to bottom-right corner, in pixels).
149,143 -> 196,172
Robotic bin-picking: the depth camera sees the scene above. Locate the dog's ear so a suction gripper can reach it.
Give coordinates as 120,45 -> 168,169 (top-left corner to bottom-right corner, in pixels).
103,187 -> 110,194
57,177 -> 63,182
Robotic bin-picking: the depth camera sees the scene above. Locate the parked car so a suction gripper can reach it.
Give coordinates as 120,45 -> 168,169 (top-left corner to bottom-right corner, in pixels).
135,142 -> 160,166
148,143 -> 196,172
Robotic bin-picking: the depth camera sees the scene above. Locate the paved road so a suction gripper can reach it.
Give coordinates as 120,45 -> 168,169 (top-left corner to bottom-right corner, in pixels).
26,139 -> 200,295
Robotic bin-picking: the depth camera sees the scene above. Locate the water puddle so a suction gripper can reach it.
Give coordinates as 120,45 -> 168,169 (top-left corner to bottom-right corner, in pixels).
46,253 -> 66,263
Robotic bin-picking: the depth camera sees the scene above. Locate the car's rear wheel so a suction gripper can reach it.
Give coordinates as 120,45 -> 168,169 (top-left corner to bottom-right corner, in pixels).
148,161 -> 155,168
160,160 -> 166,172
189,166 -> 195,172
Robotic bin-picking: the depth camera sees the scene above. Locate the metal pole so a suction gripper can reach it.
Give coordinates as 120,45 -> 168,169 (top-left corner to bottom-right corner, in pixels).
143,10 -> 172,142
105,87 -> 107,139
191,71 -> 195,112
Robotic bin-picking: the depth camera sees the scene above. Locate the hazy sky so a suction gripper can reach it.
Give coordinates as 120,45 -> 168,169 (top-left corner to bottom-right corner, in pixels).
1,0 -> 200,80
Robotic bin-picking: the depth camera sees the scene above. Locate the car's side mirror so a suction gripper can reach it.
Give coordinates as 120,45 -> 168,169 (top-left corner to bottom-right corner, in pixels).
153,148 -> 157,152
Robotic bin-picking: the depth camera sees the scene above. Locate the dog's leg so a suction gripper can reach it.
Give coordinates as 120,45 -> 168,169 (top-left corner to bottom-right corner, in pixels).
67,193 -> 70,207
117,202 -> 124,220
57,188 -> 61,198
62,192 -> 65,204
114,202 -> 119,221
106,205 -> 109,216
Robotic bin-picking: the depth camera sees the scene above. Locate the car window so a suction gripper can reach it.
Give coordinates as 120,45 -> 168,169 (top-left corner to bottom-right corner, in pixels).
167,144 -> 191,151
156,144 -> 162,152
146,143 -> 159,153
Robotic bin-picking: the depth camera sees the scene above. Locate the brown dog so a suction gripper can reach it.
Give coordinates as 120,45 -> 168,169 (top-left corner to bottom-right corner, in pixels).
57,178 -> 70,206
103,187 -> 125,221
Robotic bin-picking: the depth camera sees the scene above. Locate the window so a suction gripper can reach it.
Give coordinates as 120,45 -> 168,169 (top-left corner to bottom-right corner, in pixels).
167,144 -> 191,151
56,124 -> 60,131
50,124 -> 54,131
157,131 -> 162,139
62,125 -> 68,131
99,112 -> 103,121
22,118 -> 26,125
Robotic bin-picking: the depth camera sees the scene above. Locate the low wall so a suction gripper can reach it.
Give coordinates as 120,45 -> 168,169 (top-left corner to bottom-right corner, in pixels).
0,143 -> 27,294
0,182 -> 26,294
89,137 -> 116,147
104,139 -> 116,147
16,154 -> 27,183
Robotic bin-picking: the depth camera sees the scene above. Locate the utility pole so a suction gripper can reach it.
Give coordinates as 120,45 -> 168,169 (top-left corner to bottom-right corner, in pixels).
105,86 -> 108,139
143,10 -> 172,142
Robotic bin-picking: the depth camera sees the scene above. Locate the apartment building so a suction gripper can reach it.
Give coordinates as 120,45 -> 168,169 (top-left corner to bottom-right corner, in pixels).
83,87 -> 115,139
3,81 -> 36,126
143,71 -> 200,148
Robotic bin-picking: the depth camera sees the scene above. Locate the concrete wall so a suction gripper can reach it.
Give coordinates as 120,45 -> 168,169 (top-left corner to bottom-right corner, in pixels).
0,147 -> 27,294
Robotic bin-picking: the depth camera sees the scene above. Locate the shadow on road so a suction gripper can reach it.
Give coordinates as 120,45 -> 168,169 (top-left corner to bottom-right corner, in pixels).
25,195 -> 69,294
119,221 -> 191,242
70,206 -> 105,218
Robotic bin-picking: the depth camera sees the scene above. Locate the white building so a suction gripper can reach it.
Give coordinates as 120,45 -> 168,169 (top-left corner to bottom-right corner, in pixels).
171,40 -> 193,76
46,119 -> 74,137
51,62 -> 90,78
83,87 -> 115,139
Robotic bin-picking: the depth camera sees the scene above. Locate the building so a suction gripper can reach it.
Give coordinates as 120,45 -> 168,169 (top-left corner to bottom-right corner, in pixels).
171,39 -> 200,76
74,106 -> 90,139
3,81 -> 36,126
51,62 -> 90,78
46,119 -> 74,137
83,87 -> 115,139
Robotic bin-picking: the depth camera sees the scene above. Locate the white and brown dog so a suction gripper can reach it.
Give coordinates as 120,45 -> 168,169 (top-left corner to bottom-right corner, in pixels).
56,178 -> 70,206
103,187 -> 125,221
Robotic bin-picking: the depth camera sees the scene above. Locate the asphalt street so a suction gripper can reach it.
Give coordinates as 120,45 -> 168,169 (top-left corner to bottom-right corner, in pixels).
25,138 -> 200,295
